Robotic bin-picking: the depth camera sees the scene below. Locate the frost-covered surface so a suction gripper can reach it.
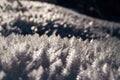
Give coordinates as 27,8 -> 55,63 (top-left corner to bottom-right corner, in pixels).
0,0 -> 120,80
0,34 -> 120,80
0,0 -> 120,39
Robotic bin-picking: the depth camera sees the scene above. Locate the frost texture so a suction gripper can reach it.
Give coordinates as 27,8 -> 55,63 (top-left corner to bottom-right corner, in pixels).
0,1 -> 120,80
0,33 -> 120,80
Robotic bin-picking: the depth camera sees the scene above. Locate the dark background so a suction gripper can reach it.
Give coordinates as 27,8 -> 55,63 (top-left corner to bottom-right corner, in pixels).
37,0 -> 120,22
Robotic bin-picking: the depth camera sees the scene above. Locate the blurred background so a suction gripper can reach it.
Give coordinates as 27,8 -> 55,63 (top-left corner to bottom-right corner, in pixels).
25,0 -> 120,22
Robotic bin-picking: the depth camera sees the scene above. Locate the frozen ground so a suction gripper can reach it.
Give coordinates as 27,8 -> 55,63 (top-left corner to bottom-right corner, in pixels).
0,0 -> 120,80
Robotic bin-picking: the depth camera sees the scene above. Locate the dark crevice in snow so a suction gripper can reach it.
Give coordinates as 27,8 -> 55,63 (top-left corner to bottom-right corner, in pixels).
2,19 -> 120,41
